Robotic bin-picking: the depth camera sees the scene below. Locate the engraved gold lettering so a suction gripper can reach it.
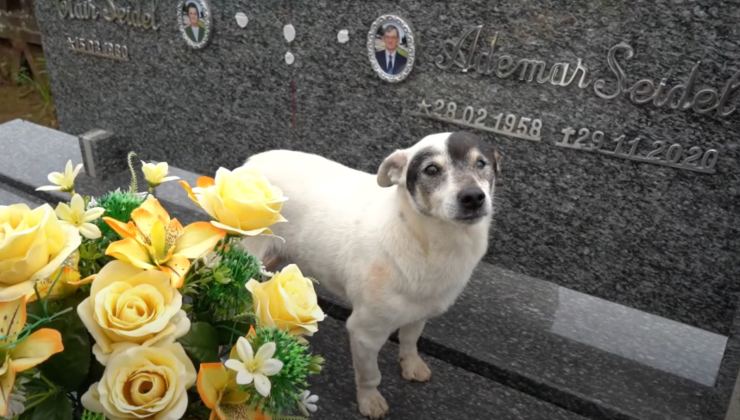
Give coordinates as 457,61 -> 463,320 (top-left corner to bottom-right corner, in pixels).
56,0 -> 71,18
549,62 -> 570,86
67,36 -> 129,61
563,58 -> 591,88
496,55 -> 517,78
516,59 -> 547,83
692,89 -> 719,114
435,27 -> 736,118
628,79 -> 656,104
654,61 -> 701,109
716,70 -> 740,117
61,0 -> 158,31
593,42 -> 631,100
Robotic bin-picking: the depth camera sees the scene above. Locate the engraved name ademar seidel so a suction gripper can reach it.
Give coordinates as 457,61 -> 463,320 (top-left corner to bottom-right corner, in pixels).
421,25 -> 731,174
435,25 -> 739,118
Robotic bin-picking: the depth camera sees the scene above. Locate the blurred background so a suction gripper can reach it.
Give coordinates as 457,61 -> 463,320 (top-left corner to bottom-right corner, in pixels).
0,0 -> 56,127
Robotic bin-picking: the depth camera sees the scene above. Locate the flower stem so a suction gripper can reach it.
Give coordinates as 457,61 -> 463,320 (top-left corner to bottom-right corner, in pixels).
127,151 -> 139,193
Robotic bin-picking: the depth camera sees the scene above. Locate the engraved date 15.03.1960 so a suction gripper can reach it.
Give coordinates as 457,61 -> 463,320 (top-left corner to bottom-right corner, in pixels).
556,127 -> 718,174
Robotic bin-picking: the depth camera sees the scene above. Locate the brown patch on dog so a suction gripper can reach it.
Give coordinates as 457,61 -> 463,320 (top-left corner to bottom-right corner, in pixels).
367,261 -> 392,298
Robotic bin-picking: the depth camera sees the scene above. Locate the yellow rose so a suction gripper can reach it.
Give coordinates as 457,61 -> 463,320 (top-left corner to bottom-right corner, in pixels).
180,166 -> 287,236
246,264 -> 325,336
77,260 -> 190,364
81,342 -> 196,420
0,203 -> 81,302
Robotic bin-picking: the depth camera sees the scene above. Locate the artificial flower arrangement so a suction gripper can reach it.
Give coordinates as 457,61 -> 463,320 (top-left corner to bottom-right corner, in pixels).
0,156 -> 326,419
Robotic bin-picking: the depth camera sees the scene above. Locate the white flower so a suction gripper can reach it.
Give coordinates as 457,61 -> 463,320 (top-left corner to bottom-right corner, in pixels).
55,194 -> 104,239
2,377 -> 28,419
298,390 -> 319,416
224,337 -> 283,397
36,160 -> 83,193
141,161 -> 179,188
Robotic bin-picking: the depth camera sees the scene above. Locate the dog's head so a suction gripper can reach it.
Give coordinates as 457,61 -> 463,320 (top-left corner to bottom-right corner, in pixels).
377,132 -> 501,225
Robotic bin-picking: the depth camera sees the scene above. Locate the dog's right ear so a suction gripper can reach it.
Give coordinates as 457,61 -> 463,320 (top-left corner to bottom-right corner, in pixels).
377,150 -> 408,187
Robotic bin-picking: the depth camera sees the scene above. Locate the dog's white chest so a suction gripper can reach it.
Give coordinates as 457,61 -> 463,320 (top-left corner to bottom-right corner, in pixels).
391,235 -> 486,318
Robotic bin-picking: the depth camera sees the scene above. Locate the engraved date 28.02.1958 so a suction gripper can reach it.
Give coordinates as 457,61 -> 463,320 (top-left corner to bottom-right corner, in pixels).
411,98 -> 543,142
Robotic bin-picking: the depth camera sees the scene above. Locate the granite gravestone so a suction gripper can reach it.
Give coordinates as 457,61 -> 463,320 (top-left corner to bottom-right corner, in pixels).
28,1 -> 740,419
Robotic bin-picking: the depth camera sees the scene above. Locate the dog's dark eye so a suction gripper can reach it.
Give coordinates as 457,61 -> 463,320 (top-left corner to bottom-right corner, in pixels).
423,164 -> 440,176
476,159 -> 487,169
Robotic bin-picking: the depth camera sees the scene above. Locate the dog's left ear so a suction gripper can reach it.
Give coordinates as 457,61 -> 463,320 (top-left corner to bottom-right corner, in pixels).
377,150 -> 408,187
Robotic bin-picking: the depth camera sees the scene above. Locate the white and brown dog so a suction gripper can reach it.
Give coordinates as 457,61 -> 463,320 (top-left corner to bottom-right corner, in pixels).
245,132 -> 501,418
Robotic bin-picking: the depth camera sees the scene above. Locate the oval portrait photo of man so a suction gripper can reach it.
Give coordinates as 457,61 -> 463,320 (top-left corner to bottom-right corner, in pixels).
367,15 -> 415,83
178,0 -> 211,49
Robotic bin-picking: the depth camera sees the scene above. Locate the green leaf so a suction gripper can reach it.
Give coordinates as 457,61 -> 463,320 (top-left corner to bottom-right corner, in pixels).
178,322 -> 220,363
39,307 -> 91,392
214,319 -> 252,348
28,391 -> 73,420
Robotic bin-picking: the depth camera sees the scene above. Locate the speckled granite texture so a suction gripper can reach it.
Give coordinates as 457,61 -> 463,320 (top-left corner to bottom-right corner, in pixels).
0,119 -> 204,223
2,119 -> 740,419
310,316 -> 589,420
318,262 -> 728,420
0,167 -> 589,420
32,1 -> 740,336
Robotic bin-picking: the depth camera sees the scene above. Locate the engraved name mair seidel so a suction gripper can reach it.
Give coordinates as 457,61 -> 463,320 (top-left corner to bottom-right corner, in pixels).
55,0 -> 159,31
435,26 -> 740,118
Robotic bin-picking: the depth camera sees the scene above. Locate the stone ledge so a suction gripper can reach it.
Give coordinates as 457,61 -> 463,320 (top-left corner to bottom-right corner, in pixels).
0,181 -> 44,206
0,119 -> 206,223
309,316 -> 588,420
0,119 -> 735,419
318,263 -> 724,420
0,177 -> 588,420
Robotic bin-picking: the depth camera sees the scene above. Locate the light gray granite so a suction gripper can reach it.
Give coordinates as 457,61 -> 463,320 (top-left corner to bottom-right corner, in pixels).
0,182 -> 44,206
31,0 -> 740,338
0,119 -> 205,222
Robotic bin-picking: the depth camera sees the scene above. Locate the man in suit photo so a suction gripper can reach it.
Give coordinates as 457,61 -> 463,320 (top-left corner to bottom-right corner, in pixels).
375,24 -> 407,75
184,2 -> 205,43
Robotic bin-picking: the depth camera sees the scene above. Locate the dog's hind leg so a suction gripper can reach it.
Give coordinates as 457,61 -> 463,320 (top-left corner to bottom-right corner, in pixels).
346,308 -> 394,419
398,319 -> 432,382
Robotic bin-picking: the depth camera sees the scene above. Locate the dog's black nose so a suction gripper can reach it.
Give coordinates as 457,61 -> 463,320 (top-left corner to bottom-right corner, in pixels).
458,187 -> 485,209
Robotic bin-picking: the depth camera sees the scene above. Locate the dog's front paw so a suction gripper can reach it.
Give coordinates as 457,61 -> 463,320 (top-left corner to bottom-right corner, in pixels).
357,388 -> 389,419
400,354 -> 432,382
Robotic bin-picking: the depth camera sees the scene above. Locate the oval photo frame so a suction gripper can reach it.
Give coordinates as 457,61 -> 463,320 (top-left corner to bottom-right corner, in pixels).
178,0 -> 212,49
367,15 -> 415,83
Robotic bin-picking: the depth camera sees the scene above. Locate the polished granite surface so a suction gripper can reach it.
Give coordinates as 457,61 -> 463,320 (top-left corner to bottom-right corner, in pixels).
550,286 -> 726,387
0,119 -> 204,222
318,262 -> 726,420
2,119 -> 737,419
309,316 -> 588,420
0,160 -> 589,420
0,182 -> 43,206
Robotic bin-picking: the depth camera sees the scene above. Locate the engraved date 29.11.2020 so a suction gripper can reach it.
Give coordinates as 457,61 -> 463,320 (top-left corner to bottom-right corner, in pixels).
556,127 -> 718,174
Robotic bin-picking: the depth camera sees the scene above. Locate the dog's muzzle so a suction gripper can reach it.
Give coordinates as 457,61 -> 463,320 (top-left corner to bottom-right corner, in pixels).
456,186 -> 487,223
